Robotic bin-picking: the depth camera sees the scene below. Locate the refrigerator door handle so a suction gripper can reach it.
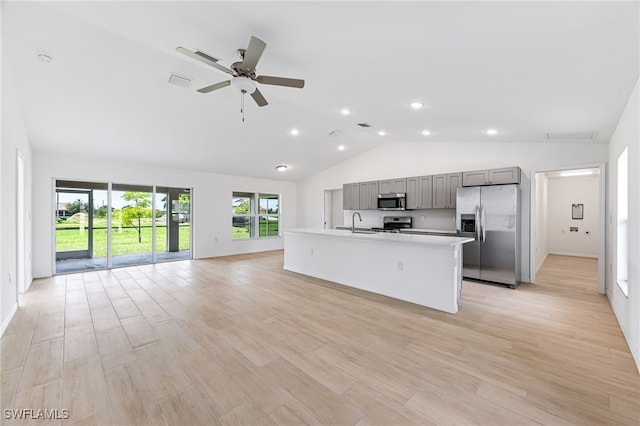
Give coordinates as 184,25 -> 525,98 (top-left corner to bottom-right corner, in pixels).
475,206 -> 481,242
480,205 -> 486,242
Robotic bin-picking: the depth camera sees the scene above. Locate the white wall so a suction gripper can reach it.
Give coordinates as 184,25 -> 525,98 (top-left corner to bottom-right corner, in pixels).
607,78 -> 639,371
535,173 -> 549,272
32,153 -> 297,278
547,174 -> 599,258
298,141 -> 608,283
1,61 -> 33,334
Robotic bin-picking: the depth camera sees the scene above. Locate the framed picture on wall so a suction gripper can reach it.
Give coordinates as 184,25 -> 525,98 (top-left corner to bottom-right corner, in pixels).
572,203 -> 584,220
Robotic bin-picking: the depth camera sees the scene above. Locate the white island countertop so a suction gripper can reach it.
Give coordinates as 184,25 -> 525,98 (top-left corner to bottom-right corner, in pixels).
286,228 -> 473,247
284,228 -> 474,314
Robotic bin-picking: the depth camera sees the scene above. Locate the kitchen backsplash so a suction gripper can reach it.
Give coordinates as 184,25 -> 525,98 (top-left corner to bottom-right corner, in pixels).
343,208 -> 456,231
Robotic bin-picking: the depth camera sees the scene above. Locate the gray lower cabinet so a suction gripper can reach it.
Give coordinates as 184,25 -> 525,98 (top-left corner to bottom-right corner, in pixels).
379,178 -> 407,194
462,166 -> 521,186
433,172 -> 462,209
407,175 -> 433,209
359,181 -> 379,209
343,183 -> 360,209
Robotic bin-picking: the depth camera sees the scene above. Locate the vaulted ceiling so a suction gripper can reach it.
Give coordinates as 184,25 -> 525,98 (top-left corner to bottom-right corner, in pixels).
3,1 -> 638,181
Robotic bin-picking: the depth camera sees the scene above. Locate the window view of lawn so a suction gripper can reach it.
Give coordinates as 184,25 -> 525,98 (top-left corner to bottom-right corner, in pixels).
56,219 -> 190,256
56,189 -> 191,257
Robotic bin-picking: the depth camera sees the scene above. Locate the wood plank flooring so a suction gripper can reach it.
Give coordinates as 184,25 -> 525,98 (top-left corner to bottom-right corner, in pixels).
1,252 -> 638,425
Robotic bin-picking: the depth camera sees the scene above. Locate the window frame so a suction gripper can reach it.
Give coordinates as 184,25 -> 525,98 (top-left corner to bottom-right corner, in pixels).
616,147 -> 628,296
232,192 -> 281,240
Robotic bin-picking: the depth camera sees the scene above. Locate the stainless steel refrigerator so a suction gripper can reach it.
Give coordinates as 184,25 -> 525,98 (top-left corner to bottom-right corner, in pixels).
456,185 -> 520,288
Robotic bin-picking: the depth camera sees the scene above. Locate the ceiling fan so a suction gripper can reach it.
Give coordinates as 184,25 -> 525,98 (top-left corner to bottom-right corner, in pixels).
176,36 -> 305,108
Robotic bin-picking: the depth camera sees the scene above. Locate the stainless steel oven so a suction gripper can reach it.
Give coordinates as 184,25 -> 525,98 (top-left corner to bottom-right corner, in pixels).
377,193 -> 406,210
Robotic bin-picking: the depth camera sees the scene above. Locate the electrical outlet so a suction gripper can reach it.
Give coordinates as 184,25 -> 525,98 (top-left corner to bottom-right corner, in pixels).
570,227 -> 578,232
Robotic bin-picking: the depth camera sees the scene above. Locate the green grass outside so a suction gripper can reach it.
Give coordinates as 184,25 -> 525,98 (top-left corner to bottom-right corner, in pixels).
56,224 -> 190,256
232,221 -> 279,240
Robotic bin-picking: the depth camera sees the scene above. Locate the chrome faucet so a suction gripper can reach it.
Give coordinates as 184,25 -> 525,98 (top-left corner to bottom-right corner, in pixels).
351,212 -> 362,233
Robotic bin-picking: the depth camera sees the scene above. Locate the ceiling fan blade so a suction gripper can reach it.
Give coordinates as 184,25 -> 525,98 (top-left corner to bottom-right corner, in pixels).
251,88 -> 268,107
256,75 -> 305,88
176,46 -> 234,75
197,80 -> 231,93
241,36 -> 267,72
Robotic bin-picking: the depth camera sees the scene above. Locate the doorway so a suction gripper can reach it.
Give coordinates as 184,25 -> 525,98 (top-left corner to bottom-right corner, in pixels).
323,188 -> 344,229
531,164 -> 605,293
16,152 -> 27,295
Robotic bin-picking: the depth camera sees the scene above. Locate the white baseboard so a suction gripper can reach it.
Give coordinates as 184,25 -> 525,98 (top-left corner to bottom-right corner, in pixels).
536,252 -> 549,274
1,303 -> 18,337
548,251 -> 598,259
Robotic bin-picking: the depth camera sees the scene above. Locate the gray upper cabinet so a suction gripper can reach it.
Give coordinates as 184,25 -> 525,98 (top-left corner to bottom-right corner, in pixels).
433,173 -> 461,209
379,178 -> 407,194
342,183 -> 360,210
407,175 -> 433,210
488,167 -> 521,185
359,181 -> 379,210
462,166 -> 521,186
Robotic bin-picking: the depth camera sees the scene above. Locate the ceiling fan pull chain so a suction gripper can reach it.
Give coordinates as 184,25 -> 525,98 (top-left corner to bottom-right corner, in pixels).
241,90 -> 245,122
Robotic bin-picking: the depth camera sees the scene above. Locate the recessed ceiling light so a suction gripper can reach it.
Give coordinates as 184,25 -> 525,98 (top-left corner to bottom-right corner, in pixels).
290,128 -> 299,136
410,102 -> 423,110
37,53 -> 53,63
338,145 -> 346,151
378,130 -> 386,136
275,165 -> 288,172
486,128 -> 498,135
421,129 -> 431,136
340,108 -> 351,116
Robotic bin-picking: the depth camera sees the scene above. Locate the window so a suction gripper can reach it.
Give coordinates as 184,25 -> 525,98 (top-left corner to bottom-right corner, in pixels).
232,192 -> 280,240
616,148 -> 628,296
259,193 -> 280,237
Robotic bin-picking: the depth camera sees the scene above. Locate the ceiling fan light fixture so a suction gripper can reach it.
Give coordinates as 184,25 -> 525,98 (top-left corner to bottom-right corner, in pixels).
230,76 -> 256,94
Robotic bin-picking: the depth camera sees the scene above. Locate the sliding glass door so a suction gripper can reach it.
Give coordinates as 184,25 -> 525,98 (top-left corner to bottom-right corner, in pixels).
55,181 -> 109,273
55,180 -> 192,274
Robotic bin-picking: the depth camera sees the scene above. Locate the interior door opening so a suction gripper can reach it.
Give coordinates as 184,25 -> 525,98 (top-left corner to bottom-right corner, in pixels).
532,166 -> 604,293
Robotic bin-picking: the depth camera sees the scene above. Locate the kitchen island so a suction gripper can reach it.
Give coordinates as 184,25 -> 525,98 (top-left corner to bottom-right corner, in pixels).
283,228 -> 474,314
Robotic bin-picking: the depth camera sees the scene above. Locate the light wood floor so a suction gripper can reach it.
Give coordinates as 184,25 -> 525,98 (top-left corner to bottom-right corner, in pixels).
1,252 -> 638,425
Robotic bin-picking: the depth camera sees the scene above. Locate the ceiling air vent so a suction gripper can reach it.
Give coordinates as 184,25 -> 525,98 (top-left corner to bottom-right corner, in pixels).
168,73 -> 192,88
545,131 -> 599,140
357,123 -> 372,128
195,50 -> 221,63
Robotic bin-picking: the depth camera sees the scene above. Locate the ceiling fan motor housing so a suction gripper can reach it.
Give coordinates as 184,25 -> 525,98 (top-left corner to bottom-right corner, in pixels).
231,76 -> 257,94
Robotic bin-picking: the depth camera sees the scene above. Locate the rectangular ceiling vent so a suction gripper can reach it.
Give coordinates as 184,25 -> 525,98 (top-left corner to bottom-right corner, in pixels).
357,123 -> 372,128
168,73 -> 192,88
195,50 -> 220,63
545,130 -> 599,140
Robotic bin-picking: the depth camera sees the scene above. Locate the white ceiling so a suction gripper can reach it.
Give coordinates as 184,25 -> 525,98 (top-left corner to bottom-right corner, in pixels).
3,1 -> 638,181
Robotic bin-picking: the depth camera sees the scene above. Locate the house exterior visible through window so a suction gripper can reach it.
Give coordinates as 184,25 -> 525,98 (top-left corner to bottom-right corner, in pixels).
232,192 -> 280,239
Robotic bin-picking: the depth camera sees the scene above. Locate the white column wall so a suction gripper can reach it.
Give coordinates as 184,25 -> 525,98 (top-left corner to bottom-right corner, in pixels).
32,153 -> 297,278
1,60 -> 33,334
607,78 -> 639,371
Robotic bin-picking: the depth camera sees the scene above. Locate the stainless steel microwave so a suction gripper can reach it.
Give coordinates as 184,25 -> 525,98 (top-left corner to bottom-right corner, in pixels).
377,193 -> 406,210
